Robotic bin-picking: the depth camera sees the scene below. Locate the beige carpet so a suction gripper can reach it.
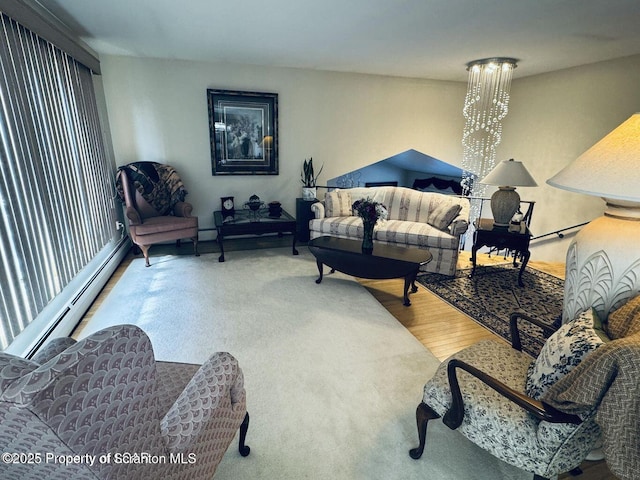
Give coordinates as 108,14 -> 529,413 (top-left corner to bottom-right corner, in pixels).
82,247 -> 531,479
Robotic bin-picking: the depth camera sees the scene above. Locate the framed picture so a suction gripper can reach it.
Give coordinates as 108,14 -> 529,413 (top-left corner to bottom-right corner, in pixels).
207,89 -> 278,175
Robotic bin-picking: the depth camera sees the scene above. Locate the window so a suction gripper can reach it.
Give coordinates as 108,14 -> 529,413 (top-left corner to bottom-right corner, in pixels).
0,12 -> 120,353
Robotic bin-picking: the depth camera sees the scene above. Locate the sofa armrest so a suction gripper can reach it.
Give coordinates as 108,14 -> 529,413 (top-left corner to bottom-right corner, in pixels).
173,201 -> 193,217
449,219 -> 469,237
310,201 -> 325,219
126,206 -> 142,225
161,352 -> 246,453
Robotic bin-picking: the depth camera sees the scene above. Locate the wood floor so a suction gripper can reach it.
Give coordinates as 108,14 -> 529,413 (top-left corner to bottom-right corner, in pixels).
77,240 -> 615,479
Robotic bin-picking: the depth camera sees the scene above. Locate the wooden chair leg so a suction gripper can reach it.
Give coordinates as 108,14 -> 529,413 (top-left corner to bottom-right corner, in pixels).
238,412 -> 250,457
192,236 -> 200,257
139,245 -> 151,267
409,402 -> 440,459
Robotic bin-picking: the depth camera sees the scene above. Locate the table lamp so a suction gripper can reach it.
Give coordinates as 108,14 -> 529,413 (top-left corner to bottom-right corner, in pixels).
547,113 -> 640,322
480,158 -> 538,226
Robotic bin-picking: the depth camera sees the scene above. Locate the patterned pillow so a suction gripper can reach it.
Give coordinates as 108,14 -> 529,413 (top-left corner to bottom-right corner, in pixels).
525,309 -> 608,400
427,202 -> 462,230
324,190 -> 352,217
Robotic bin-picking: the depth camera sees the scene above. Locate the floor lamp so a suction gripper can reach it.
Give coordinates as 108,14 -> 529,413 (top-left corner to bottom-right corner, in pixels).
547,113 -> 640,322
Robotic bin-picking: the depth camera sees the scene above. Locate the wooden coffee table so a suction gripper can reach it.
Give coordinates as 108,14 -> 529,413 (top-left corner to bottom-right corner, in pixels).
308,236 -> 432,306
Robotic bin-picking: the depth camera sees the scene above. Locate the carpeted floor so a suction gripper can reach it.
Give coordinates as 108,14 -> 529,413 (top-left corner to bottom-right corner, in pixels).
81,248 -> 533,479
417,263 -> 564,357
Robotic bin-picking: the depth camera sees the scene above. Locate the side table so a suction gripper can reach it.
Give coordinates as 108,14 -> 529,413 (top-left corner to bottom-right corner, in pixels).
470,218 -> 532,287
213,208 -> 298,262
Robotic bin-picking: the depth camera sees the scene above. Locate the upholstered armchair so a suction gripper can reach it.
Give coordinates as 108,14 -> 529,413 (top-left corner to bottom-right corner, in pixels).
410,305 -> 640,480
116,162 -> 199,267
0,324 -> 250,480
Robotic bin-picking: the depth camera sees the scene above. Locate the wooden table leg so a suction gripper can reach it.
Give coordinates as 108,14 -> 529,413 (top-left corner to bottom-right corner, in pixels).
518,249 -> 531,287
217,231 -> 225,262
315,260 -> 324,284
469,243 -> 479,278
403,272 -> 418,306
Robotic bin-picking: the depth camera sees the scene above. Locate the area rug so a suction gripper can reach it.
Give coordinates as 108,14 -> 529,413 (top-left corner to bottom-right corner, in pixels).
417,263 -> 564,357
80,248 -> 533,479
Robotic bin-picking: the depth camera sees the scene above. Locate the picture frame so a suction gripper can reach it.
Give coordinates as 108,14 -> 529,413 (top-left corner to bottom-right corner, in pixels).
207,89 -> 278,175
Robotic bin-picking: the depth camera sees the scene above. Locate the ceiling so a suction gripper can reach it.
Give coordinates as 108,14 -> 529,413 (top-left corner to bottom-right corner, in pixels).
37,0 -> 640,82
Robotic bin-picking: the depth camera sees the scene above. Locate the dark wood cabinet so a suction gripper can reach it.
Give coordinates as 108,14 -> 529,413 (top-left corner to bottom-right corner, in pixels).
296,197 -> 316,242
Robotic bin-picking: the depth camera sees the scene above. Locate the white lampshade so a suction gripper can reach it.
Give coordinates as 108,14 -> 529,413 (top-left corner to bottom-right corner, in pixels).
480,159 -> 538,187
547,113 -> 640,203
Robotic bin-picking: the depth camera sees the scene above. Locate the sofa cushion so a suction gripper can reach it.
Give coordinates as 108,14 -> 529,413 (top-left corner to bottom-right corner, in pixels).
325,189 -> 353,217
376,220 -> 460,250
605,293 -> 640,340
133,215 -> 198,235
525,311 -> 608,400
427,201 -> 462,230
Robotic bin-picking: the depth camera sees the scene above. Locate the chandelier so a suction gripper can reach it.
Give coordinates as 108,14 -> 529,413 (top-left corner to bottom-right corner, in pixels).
461,57 -> 517,201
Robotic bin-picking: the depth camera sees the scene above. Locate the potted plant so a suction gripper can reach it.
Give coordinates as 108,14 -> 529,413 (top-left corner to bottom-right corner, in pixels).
300,157 -> 323,200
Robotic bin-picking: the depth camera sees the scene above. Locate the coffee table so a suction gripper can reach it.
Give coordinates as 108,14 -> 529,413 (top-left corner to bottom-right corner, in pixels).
214,208 -> 298,262
308,236 -> 432,306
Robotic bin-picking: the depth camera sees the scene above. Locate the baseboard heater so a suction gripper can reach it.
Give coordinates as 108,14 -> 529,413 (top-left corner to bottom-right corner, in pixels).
7,236 -> 132,359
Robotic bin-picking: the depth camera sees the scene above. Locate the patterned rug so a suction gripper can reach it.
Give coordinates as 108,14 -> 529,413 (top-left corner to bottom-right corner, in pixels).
417,264 -> 564,356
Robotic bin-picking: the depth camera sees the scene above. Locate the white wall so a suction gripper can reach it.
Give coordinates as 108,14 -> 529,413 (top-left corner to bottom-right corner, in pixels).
99,53 -> 640,261
100,56 -> 466,240
501,54 -> 640,261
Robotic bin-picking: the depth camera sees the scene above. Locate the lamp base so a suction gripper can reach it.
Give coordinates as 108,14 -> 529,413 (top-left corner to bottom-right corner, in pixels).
490,187 -> 520,227
563,202 -> 640,323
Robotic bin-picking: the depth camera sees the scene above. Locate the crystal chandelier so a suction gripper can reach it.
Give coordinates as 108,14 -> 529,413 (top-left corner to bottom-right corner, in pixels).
461,58 -> 517,204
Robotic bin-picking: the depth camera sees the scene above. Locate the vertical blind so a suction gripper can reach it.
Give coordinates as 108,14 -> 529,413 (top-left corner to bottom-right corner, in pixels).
0,12 -> 116,350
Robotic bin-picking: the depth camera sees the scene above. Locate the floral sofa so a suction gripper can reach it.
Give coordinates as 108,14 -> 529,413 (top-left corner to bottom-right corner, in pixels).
309,186 -> 470,276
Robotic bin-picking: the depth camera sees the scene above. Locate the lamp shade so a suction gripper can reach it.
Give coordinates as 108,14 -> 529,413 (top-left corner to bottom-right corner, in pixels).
547,113 -> 640,202
480,159 -> 538,187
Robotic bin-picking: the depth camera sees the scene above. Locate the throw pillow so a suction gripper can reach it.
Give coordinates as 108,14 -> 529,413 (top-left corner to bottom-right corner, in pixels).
427,202 -> 462,230
324,190 -> 352,217
605,293 -> 640,340
525,309 -> 608,400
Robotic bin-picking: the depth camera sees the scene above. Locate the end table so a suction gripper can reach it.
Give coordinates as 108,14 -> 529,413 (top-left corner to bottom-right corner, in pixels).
470,218 -> 532,287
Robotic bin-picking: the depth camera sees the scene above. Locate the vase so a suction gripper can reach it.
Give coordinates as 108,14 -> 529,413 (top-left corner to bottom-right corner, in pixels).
302,187 -> 317,200
362,220 -> 375,254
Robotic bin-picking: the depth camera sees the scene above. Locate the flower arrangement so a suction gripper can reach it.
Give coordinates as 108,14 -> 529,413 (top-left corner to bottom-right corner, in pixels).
352,197 -> 388,225
352,197 -> 387,254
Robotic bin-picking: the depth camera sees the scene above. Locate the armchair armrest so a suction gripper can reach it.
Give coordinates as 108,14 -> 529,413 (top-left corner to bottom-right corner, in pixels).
310,201 -> 325,219
509,312 -> 558,352
30,337 -> 77,365
161,352 -> 246,453
173,201 -> 193,217
442,358 -> 582,431
126,206 -> 142,225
